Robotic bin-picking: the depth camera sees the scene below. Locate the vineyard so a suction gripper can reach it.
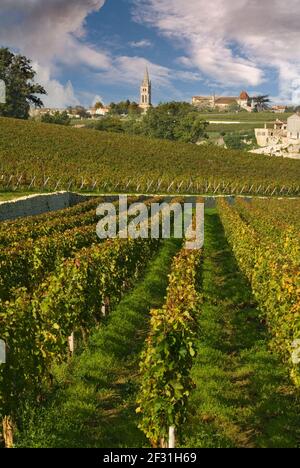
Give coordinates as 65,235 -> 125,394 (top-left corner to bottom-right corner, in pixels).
0,195 -> 299,448
0,117 -> 300,195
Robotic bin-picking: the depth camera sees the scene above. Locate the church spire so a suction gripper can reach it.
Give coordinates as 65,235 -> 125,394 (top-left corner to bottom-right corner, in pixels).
143,67 -> 150,85
140,67 -> 152,112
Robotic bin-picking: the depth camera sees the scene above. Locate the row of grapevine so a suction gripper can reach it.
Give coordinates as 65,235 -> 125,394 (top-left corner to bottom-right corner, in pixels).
0,223 -> 99,300
1,195 -> 99,230
217,199 -> 300,387
248,198 -> 300,228
1,117 -> 300,194
0,202 -> 100,247
0,196 -> 184,445
0,196 -> 151,300
137,244 -> 202,448
234,199 -> 300,239
0,236 -> 160,431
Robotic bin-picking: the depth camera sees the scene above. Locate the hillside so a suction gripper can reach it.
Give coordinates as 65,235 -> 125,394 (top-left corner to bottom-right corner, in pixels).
0,117 -> 299,194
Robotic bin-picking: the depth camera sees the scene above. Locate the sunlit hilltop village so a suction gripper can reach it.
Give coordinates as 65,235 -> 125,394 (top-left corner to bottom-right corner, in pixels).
29,68 -> 300,159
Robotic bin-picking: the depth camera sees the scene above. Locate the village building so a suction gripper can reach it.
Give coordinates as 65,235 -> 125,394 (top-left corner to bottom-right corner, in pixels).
87,106 -> 110,118
255,113 -> 300,147
192,95 -> 215,108
29,107 -> 65,118
271,105 -> 287,114
192,91 -> 255,112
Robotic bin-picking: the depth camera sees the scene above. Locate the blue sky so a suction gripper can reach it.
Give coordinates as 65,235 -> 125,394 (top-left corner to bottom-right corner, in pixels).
0,0 -> 299,107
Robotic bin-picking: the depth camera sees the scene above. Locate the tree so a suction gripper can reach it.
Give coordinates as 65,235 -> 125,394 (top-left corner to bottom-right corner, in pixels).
109,100 -> 139,116
74,106 -> 88,118
128,101 -> 142,117
0,48 -> 46,119
253,95 -> 271,112
224,130 -> 255,150
173,113 -> 208,143
41,111 -> 71,126
228,102 -> 242,113
141,102 -> 208,143
94,101 -> 104,110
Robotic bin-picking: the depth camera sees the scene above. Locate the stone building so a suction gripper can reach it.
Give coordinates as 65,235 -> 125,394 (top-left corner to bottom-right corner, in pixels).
255,120 -> 287,146
255,113 -> 300,147
287,113 -> 300,140
140,68 -> 152,112
192,95 -> 215,108
192,90 -> 255,112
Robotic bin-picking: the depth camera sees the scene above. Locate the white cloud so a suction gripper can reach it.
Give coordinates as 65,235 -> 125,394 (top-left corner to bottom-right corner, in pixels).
0,0 -> 111,107
32,63 -> 79,108
0,0 -> 181,106
132,0 -> 300,103
129,39 -> 153,48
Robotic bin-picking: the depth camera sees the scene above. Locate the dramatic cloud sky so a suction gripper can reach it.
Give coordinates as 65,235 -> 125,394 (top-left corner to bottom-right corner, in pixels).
0,0 -> 299,106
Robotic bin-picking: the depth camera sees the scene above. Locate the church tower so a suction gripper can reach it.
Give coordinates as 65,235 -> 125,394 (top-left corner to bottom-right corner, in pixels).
140,67 -> 152,112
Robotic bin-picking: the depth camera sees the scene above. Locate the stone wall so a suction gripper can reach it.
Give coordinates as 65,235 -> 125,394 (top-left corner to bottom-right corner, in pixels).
0,192 -> 90,221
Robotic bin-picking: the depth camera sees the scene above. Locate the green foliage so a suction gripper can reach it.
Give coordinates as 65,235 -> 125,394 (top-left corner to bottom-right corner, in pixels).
140,102 -> 208,143
253,95 -> 271,112
109,100 -> 141,116
137,248 -> 202,447
0,48 -> 46,119
217,199 -> 300,387
94,116 -> 124,133
223,131 -> 255,150
94,101 -> 104,110
41,111 -> 71,126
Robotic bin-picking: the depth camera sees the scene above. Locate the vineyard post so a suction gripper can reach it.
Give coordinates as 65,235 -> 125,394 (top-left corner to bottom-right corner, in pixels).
43,177 -> 50,188
29,176 -> 36,189
6,175 -> 13,189
0,340 -> 13,448
280,185 -> 285,194
157,179 -> 163,191
167,181 -> 174,193
0,339 -> 5,365
271,187 -> 277,197
91,180 -> 97,191
54,179 -> 61,191
169,426 -> 176,448
15,175 -> 23,188
68,333 -> 75,356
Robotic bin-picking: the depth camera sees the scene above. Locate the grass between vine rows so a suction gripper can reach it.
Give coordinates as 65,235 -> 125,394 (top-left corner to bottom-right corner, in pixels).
182,210 -> 300,448
15,238 -> 182,448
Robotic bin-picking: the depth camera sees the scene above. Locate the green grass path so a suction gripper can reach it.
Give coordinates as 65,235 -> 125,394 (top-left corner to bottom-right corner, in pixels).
16,238 -> 182,448
183,210 -> 300,448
